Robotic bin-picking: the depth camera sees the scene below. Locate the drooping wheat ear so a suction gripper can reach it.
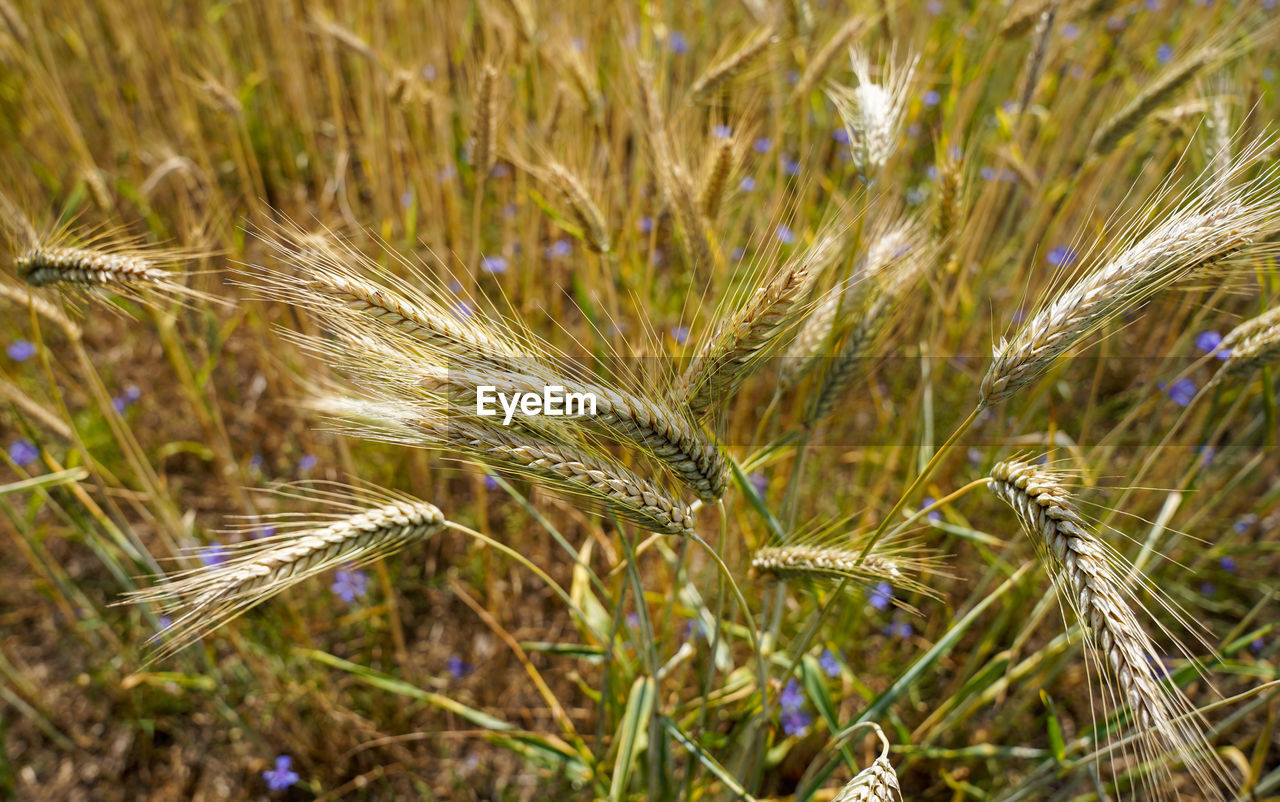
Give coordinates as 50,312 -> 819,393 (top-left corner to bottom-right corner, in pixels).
473,64 -> 498,180
698,135 -> 736,221
1089,45 -> 1218,158
989,459 -> 1228,798
309,12 -> 380,64
547,161 -> 611,254
828,48 -> 916,180
794,15 -> 864,97
127,495 -> 445,659
980,156 -> 1280,408
676,235 -> 838,416
0,283 -> 81,340
360,407 -> 697,537
687,25 -> 775,103
831,723 -> 901,802
1216,307 -> 1280,380
416,363 -> 727,502
1015,3 -> 1058,116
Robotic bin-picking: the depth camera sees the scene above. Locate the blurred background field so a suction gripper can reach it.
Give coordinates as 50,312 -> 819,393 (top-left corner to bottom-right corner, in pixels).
1,0 -> 1280,799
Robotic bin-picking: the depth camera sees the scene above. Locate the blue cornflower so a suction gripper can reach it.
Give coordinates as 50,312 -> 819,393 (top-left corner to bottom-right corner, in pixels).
1061,22 -> 1081,40
712,124 -> 732,139
1156,43 -> 1173,65
1195,330 -> 1229,358
667,31 -> 688,54
776,224 -> 795,244
753,137 -> 772,154
452,299 -> 474,319
330,568 -> 369,603
980,166 -> 996,181
124,385 -> 141,402
1234,514 -> 1258,534
739,176 -> 756,192
297,454 -> 318,474
869,581 -> 893,611
1200,581 -> 1217,597
819,649 -> 840,678
920,496 -> 942,522
781,709 -> 812,737
6,340 -> 36,361
481,255 -> 508,274
263,755 -> 300,791
545,239 -> 572,258
199,543 -> 227,567
1219,556 -> 1236,573
1251,637 -> 1265,654
832,127 -> 850,145
748,472 -> 768,497
400,189 -> 414,209
448,655 -> 474,678
670,326 -> 690,345
484,475 -> 500,491
782,155 -> 801,176
730,246 -> 745,261
1166,378 -> 1196,408
112,396 -> 128,414
779,679 -> 805,713
638,216 -> 654,234
886,615 -> 913,640
253,525 -> 276,539
923,89 -> 940,107
1047,245 -> 1077,266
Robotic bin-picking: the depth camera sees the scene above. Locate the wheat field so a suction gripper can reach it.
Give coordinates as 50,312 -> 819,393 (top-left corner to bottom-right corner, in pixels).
2,0 -> 1279,799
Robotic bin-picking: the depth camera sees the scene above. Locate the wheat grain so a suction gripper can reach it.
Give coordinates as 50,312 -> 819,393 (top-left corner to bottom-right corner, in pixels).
829,48 -> 916,180
990,459 -> 1227,798
128,495 -> 445,658
980,157 -> 1280,407
687,25 -> 775,103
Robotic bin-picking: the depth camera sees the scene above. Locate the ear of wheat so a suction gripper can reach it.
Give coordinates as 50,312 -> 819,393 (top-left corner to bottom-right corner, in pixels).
832,723 -> 902,802
828,48 -> 916,180
980,151 -> 1280,407
989,459 -> 1230,799
1218,307 -> 1280,379
15,241 -> 215,307
127,492 -> 445,659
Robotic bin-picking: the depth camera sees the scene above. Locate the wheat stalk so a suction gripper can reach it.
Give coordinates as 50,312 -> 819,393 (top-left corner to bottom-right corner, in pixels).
416,363 -> 727,502
980,155 -> 1280,407
828,48 -> 916,180
127,494 -> 445,658
687,25 -> 775,102
989,459 -> 1228,798
1089,45 -> 1218,157
675,234 -> 838,416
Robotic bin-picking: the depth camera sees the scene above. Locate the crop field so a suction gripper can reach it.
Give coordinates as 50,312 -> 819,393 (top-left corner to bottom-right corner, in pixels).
2,0 -> 1280,799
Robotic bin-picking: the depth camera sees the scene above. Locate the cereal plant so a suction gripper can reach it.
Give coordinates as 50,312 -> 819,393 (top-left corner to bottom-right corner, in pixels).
2,1 -> 1279,799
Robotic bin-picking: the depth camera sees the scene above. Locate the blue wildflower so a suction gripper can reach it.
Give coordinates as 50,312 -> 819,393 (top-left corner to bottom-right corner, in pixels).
1047,245 -> 1077,266
448,655 -> 474,679
920,496 -> 941,522
263,756 -> 300,791
1061,22 -> 1081,40
6,340 -> 36,361
484,475 -> 500,491
545,239 -> 572,258
779,679 -> 805,712
667,31 -> 688,54
926,0 -> 943,13
297,454 -> 318,474
712,124 -> 732,139
776,224 -> 795,244
1200,581 -> 1217,597
781,709 -> 812,737
330,568 -> 369,603
1166,378 -> 1196,408
670,326 -> 690,345
739,176 -> 756,192
748,472 -> 768,497
869,581 -> 893,611
124,385 -> 141,402
1219,556 -> 1236,573
199,543 -> 227,567
400,189 -> 414,209
638,216 -> 654,234
1195,330 -> 1229,358
819,649 -> 840,678
782,155 -> 801,176
886,615 -> 913,640
1234,514 -> 1257,534
1251,637 -> 1265,654
1156,43 -> 1173,65
832,127 -> 850,145
753,137 -> 772,153
254,525 -> 276,539
480,255 -> 508,274
923,89 -> 940,107
980,166 -> 996,181
730,246 -> 745,261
